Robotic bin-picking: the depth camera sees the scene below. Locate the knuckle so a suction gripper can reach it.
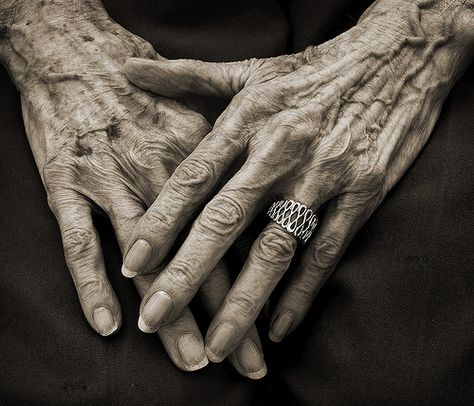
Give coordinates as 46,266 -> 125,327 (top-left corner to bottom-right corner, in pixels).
359,161 -> 387,187
369,164 -> 386,185
169,260 -> 197,289
196,195 -> 245,239
226,292 -> 257,319
168,158 -> 214,198
183,115 -> 211,138
42,158 -> 71,193
286,283 -> 315,306
130,137 -> 161,169
46,193 -> 60,213
311,236 -> 342,271
253,228 -> 297,268
75,274 -> 107,301
144,207 -> 174,231
236,88 -> 260,109
62,228 -> 97,261
135,39 -> 157,59
273,112 -> 314,147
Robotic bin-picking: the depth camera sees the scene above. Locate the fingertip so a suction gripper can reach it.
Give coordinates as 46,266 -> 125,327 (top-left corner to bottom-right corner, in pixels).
93,306 -> 119,336
235,339 -> 267,380
205,322 -> 238,362
123,239 -> 152,276
123,58 -> 141,78
124,59 -> 158,90
268,331 -> 283,343
184,357 -> 209,372
140,290 -> 174,332
121,264 -> 137,278
138,315 -> 156,334
268,310 -> 294,343
205,345 -> 226,363
177,333 -> 209,371
124,57 -> 150,71
245,364 -> 267,380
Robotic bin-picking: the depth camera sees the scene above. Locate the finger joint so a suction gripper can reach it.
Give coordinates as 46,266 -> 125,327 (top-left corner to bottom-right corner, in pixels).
62,228 -> 97,261
196,195 -> 245,239
226,292 -> 258,320
311,236 -> 343,272
252,228 -> 297,269
168,158 -> 215,199
168,260 -> 198,289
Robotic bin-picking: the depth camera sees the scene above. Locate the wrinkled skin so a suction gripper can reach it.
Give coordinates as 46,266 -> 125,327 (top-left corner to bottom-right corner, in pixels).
123,0 -> 474,362
0,0 -> 266,378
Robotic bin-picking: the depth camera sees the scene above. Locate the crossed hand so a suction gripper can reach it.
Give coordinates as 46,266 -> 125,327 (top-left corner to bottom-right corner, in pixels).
11,0 -> 473,379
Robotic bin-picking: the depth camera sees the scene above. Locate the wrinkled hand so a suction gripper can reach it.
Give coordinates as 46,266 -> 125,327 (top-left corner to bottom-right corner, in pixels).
3,2 -> 265,378
124,0 -> 474,362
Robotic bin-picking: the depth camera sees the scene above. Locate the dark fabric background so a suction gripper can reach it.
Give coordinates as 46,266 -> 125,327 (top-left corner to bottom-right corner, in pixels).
1,1 -> 473,405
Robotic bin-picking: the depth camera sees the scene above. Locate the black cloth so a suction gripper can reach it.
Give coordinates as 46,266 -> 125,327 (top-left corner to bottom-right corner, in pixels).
1,1 -> 473,404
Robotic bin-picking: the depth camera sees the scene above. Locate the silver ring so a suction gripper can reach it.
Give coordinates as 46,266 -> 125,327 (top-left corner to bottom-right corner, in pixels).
267,199 -> 318,244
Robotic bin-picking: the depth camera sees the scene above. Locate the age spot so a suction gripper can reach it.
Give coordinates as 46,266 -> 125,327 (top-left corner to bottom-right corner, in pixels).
107,122 -> 121,141
80,34 -> 95,42
75,140 -> 93,157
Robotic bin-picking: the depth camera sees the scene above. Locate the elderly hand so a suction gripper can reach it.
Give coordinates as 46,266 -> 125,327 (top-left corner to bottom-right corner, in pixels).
124,0 -> 474,362
0,0 -> 266,378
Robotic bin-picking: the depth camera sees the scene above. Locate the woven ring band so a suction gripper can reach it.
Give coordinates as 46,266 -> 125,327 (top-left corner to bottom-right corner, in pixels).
267,200 -> 318,244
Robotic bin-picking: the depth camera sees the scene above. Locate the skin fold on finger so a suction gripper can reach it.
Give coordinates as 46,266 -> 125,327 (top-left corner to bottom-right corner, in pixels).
269,193 -> 377,343
199,261 -> 267,379
51,192 -> 122,337
111,199 -> 209,372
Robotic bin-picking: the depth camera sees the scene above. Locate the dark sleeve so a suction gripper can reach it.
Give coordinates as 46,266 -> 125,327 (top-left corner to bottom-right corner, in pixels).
277,0 -> 375,51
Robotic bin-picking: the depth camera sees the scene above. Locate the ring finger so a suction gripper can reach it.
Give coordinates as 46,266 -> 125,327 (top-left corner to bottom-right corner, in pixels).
204,188 -> 330,361
269,192 -> 379,342
110,198 -> 208,371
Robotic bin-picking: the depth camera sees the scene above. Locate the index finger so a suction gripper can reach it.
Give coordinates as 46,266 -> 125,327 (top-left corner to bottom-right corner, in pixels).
111,200 -> 209,372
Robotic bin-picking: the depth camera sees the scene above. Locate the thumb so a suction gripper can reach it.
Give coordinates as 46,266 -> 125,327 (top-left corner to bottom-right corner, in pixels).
124,57 -> 257,99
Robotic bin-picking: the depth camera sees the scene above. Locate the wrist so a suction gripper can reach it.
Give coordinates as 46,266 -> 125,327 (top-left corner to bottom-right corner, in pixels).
1,0 -> 109,28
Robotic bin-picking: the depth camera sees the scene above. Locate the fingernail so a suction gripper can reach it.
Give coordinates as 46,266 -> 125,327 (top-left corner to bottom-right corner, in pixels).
123,239 -> 152,275
139,291 -> 173,332
206,322 -> 238,362
269,311 -> 294,342
138,315 -> 155,333
177,333 -> 209,371
121,265 -> 137,278
236,339 -> 267,380
93,307 -> 118,336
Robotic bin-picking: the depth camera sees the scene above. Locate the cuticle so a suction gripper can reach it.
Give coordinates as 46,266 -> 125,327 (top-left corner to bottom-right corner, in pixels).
141,289 -> 174,326
124,237 -> 154,268
91,304 -> 114,321
208,320 -> 240,341
91,305 -> 118,335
